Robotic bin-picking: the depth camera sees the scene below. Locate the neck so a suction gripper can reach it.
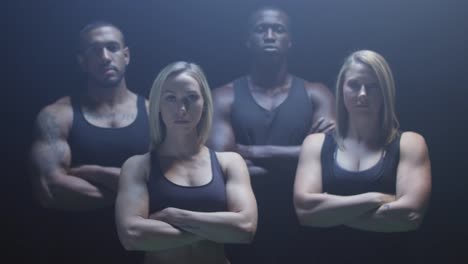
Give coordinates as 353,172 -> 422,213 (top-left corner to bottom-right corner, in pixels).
158,129 -> 202,159
346,114 -> 382,147
250,56 -> 288,88
85,79 -> 130,106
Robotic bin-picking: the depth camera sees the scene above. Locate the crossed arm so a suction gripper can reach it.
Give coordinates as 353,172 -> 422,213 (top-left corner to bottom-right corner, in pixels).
293,132 -> 431,232
29,100 -> 120,210
207,82 -> 335,177
116,152 -> 257,252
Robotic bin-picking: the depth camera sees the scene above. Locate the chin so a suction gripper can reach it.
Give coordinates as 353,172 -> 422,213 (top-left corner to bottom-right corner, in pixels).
96,78 -> 123,88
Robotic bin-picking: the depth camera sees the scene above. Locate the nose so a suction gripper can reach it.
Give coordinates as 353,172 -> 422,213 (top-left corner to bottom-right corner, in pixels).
177,101 -> 188,115
99,48 -> 112,62
358,85 -> 367,98
264,28 -> 275,42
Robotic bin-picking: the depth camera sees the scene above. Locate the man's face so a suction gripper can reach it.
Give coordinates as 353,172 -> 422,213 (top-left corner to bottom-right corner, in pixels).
78,26 -> 129,88
246,9 -> 292,57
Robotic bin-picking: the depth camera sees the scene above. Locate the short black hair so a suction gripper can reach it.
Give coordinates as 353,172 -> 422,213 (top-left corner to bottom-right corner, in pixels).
247,5 -> 291,32
78,21 -> 125,53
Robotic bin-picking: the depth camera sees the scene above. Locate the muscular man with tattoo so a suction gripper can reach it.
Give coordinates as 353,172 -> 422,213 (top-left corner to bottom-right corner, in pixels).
30,21 -> 149,264
208,6 -> 336,264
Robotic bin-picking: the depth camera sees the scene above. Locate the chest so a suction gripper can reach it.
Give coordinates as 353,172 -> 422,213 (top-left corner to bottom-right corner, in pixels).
82,105 -> 138,128
322,136 -> 398,196
335,147 -> 385,172
148,153 -> 227,213
250,89 -> 290,111
231,84 -> 313,145
160,157 -> 213,187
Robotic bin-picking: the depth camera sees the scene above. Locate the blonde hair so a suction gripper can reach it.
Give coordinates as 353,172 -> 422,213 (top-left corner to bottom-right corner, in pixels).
148,61 -> 213,150
335,50 -> 400,147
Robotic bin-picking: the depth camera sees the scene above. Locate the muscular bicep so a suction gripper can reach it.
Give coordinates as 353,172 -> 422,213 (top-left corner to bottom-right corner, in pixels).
30,108 -> 72,196
209,116 -> 235,151
116,156 -> 150,226
395,132 -> 432,211
223,153 -> 257,221
307,83 -> 336,133
294,134 -> 325,202
207,87 -> 236,151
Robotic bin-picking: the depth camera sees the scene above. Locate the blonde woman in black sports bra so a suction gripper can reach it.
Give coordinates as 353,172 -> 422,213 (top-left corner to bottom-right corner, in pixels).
115,62 -> 257,264
293,50 -> 432,263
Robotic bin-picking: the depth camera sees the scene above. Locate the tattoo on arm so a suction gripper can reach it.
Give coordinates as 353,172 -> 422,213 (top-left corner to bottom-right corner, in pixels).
34,110 -> 69,172
35,110 -> 61,143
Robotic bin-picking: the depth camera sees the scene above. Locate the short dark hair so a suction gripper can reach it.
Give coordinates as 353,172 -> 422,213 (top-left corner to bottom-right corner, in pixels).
247,5 -> 291,32
78,21 -> 126,53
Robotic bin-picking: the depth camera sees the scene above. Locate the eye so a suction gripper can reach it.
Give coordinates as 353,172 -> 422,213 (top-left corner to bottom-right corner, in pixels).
165,95 -> 176,102
254,25 -> 266,33
347,80 -> 360,90
106,43 -> 120,52
274,25 -> 286,33
188,94 -> 199,102
84,45 -> 100,55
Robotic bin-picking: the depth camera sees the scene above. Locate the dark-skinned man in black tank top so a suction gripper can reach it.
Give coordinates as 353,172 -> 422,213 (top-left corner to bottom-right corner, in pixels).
30,21 -> 149,264
208,6 -> 336,264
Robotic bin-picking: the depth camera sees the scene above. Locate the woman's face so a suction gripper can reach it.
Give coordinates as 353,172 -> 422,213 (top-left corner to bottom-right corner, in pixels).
159,72 -> 205,132
342,62 -> 383,117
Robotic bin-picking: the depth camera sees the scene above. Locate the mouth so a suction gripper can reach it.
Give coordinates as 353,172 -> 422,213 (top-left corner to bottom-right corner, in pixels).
262,45 -> 279,51
174,120 -> 190,124
102,67 -> 117,74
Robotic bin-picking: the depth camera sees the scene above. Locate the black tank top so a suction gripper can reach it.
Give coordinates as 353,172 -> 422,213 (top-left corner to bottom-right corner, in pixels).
148,149 -> 227,214
231,76 -> 313,146
51,95 -> 149,264
69,95 -> 150,167
301,133 -> 410,264
226,76 -> 314,262
321,134 -> 400,195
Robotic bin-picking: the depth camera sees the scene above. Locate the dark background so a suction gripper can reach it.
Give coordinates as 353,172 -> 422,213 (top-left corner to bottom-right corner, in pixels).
5,0 -> 468,262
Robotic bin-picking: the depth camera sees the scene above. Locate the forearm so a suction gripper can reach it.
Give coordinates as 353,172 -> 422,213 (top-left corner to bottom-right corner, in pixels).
243,159 -> 269,177
238,145 -> 301,163
45,174 -> 115,210
344,200 -> 424,232
247,165 -> 269,177
120,217 -> 202,251
169,209 -> 255,244
70,165 -> 120,192
295,192 -> 387,227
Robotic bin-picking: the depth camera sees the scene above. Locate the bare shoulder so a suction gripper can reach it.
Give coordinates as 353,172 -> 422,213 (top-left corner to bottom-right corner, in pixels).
40,96 -> 72,120
303,133 -> 326,151
214,151 -> 246,172
303,81 -> 334,101
122,153 -> 151,181
212,82 -> 235,108
400,132 -> 429,160
123,153 -> 150,167
34,96 -> 73,137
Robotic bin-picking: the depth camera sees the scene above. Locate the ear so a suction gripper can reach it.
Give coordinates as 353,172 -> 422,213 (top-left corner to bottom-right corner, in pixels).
123,46 -> 130,66
77,54 -> 86,72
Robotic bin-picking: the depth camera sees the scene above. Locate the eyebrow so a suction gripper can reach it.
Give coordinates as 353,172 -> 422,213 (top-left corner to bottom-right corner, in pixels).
87,40 -> 121,47
162,89 -> 200,95
162,90 -> 175,94
255,22 -> 286,27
